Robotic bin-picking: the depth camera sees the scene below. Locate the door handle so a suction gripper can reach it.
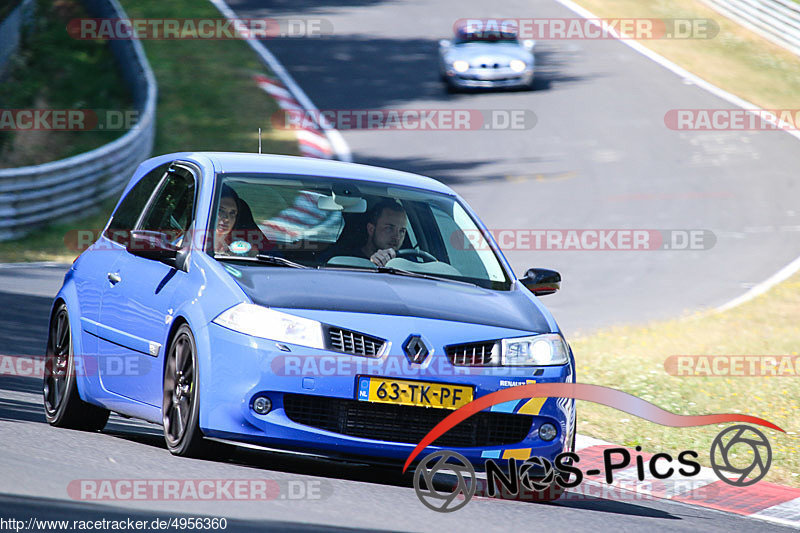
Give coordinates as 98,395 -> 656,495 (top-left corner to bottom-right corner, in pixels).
107,272 -> 121,285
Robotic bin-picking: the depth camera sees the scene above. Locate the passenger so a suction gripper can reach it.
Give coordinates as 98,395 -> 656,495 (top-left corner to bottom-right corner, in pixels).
214,185 -> 271,256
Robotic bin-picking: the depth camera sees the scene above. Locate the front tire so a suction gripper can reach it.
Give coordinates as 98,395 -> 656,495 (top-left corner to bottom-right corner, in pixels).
444,78 -> 459,94
163,324 -> 204,456
162,324 -> 234,460
43,303 -> 109,431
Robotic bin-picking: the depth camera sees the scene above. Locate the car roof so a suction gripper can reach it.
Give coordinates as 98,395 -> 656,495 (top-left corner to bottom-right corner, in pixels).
185,152 -> 456,196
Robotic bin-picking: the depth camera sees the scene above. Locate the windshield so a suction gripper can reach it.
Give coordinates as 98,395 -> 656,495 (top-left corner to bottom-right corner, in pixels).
210,173 -> 512,290
454,30 -> 519,45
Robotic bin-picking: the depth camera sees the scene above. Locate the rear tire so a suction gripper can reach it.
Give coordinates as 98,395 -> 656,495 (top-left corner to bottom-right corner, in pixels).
43,303 -> 109,431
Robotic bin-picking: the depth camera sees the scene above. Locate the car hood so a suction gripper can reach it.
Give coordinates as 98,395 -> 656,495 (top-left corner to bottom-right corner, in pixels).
446,43 -> 531,63
227,265 -> 552,332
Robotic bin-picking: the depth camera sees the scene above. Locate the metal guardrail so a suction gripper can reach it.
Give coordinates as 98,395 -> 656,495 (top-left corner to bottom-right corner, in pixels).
0,0 -> 157,241
0,0 -> 35,77
702,0 -> 800,57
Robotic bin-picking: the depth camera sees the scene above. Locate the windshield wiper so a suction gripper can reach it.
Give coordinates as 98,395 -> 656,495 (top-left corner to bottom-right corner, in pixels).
216,254 -> 308,269
256,254 -> 308,268
320,263 -> 434,279
374,266 -> 477,287
322,263 -> 477,286
314,263 -> 482,287
374,265 -> 432,279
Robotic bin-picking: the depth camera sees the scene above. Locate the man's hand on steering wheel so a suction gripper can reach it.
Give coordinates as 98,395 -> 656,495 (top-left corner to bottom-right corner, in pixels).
370,247 -> 397,267
395,248 -> 437,263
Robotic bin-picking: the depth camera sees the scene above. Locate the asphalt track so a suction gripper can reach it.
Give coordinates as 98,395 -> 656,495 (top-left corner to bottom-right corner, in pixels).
232,0 -> 800,336
2,0 -> 800,530
0,272 -> 794,532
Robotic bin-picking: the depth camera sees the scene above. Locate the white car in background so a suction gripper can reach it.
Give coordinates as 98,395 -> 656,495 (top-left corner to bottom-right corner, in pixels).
439,23 -> 535,92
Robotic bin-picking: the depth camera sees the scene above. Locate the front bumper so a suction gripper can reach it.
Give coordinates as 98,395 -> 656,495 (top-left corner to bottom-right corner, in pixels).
199,317 -> 574,466
446,69 -> 534,89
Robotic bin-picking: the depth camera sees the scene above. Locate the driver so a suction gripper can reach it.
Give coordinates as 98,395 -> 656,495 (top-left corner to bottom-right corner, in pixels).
343,199 -> 408,267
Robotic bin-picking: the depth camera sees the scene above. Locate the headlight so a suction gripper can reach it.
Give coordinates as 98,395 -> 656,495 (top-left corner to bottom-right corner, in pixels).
452,60 -> 470,73
509,59 -> 527,73
501,334 -> 568,366
213,303 -> 325,349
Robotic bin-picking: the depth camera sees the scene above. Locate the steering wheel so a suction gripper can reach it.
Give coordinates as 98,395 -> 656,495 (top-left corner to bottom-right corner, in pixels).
395,248 -> 438,263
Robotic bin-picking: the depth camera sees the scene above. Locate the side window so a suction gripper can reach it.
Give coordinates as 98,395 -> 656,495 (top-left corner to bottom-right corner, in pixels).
432,204 -> 491,281
104,163 -> 169,244
139,169 -> 196,240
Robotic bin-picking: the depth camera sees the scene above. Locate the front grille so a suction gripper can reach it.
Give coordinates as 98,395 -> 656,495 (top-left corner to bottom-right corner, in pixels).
459,73 -> 520,82
283,394 -> 532,447
446,341 -> 497,366
327,327 -> 384,357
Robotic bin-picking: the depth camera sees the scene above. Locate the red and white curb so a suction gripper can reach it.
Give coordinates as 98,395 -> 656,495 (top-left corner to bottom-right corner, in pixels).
568,434 -> 800,528
253,74 -> 334,159
209,0 -> 351,162
434,434 -> 799,527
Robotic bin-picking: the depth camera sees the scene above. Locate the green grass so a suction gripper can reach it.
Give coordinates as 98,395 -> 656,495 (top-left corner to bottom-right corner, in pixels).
0,199 -> 117,263
571,273 -> 800,487
573,0 -> 800,110
118,0 -> 298,156
0,0 -> 297,262
0,0 -> 132,167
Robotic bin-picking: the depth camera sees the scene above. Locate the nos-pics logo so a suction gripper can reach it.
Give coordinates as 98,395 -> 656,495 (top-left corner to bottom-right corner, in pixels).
413,425 -> 772,512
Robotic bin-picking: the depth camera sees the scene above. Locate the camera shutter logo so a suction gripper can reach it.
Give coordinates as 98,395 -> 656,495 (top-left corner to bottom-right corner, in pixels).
710,425 -> 771,487
413,450 -> 476,512
519,456 -> 557,492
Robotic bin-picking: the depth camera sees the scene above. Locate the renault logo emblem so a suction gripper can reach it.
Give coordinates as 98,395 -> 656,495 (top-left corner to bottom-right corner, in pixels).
403,335 -> 430,364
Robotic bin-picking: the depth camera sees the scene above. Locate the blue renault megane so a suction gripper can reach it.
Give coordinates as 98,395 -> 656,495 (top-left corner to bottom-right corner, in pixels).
43,152 -> 575,467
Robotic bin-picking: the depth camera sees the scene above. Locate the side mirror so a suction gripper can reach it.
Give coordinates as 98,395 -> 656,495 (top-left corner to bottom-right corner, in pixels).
439,39 -> 451,48
127,230 -> 179,265
523,39 -> 535,51
519,268 -> 560,296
